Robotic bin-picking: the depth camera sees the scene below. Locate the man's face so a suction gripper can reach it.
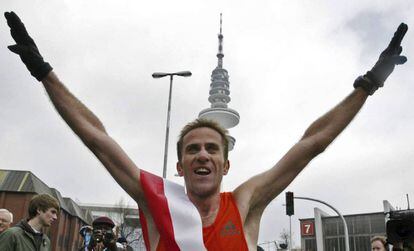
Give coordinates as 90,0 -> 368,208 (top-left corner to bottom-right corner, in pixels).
177,127 -> 229,198
38,207 -> 58,227
0,211 -> 12,233
92,224 -> 115,246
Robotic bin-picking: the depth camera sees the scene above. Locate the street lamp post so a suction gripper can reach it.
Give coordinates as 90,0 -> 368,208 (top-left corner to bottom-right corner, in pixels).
295,196 -> 350,251
152,71 -> 192,178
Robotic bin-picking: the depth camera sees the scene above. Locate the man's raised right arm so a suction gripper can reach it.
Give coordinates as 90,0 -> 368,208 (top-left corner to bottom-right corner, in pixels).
42,72 -> 143,201
4,11 -> 144,202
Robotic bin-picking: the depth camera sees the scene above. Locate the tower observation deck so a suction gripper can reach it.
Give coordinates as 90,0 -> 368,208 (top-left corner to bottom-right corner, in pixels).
198,14 -> 240,150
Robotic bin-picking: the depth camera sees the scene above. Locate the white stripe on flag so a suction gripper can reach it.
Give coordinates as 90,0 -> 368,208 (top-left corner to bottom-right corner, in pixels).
164,179 -> 207,251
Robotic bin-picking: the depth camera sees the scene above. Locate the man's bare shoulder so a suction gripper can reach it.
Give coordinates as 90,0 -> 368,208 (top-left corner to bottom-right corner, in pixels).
231,187 -> 263,250
232,178 -> 265,222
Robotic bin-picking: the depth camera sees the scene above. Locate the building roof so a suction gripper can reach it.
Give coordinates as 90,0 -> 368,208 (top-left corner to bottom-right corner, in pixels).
0,169 -> 92,224
0,169 -> 51,194
299,211 -> 385,221
64,197 -> 94,223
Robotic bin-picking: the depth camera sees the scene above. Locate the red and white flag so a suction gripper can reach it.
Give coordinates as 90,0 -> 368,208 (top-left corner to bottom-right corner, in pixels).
139,170 -> 207,251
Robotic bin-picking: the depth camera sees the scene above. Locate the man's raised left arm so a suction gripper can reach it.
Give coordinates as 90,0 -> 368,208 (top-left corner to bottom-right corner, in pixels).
234,23 -> 408,215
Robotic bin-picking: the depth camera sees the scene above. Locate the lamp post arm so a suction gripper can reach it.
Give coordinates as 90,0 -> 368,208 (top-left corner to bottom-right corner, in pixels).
295,196 -> 350,251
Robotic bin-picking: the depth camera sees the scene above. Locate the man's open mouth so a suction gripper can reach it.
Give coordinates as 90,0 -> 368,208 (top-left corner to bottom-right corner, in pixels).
194,168 -> 211,175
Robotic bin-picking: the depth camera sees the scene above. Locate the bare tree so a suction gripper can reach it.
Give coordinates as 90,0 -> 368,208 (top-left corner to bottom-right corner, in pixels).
279,228 -> 290,249
111,198 -> 144,250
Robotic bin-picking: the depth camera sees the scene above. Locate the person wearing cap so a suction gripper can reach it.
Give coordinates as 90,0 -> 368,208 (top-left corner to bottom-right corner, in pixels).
3,11 -> 409,251
88,216 -> 117,251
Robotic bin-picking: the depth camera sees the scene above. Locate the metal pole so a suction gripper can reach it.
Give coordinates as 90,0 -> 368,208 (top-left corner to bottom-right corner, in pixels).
407,193 -> 410,210
162,75 -> 174,179
153,71 -> 190,178
289,215 -> 292,251
295,196 -> 350,251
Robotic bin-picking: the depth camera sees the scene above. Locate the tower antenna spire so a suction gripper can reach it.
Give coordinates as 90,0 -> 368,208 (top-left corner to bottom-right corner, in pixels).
217,13 -> 224,68
220,13 -> 222,34
198,13 -> 240,151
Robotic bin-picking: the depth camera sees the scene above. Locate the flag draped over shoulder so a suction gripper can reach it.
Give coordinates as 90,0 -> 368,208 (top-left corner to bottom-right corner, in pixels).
139,170 -> 207,251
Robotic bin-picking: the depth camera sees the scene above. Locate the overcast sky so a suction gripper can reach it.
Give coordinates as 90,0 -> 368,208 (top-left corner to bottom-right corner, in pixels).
1,0 -> 413,247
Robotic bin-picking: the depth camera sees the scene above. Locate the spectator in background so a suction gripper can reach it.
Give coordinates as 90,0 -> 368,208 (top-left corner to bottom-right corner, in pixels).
0,194 -> 60,251
89,216 -> 117,251
116,237 -> 133,251
0,208 -> 13,234
371,236 -> 388,251
79,225 -> 93,251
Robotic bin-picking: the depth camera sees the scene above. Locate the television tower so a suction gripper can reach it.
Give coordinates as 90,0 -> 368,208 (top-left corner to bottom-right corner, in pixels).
198,14 -> 240,150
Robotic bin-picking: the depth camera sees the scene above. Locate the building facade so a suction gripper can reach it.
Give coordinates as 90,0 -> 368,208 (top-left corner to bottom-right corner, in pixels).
0,169 -> 146,250
0,169 -> 93,251
300,210 -> 386,251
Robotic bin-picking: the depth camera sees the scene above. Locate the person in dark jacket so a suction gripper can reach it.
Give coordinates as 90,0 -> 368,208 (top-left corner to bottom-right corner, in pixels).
0,194 -> 60,251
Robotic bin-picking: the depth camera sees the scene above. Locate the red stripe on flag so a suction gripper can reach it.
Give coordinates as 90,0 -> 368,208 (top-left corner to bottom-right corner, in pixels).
139,209 -> 151,250
140,170 -> 180,251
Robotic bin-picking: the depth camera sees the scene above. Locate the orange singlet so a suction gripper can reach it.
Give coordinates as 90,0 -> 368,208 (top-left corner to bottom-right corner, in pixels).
156,192 -> 248,251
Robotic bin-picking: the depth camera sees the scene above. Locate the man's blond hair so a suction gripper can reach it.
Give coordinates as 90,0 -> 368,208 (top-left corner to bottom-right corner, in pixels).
177,119 -> 229,161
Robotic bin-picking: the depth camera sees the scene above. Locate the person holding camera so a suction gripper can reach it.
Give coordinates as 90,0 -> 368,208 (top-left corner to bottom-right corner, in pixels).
87,216 -> 117,251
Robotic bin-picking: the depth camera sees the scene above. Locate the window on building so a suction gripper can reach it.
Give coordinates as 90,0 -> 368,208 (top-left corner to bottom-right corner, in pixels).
347,218 -> 355,234
370,214 -> 386,233
325,237 -> 339,251
349,236 -> 355,251
354,217 -> 370,234
354,235 -> 371,250
339,237 -> 346,251
324,220 -> 338,236
305,239 -> 317,251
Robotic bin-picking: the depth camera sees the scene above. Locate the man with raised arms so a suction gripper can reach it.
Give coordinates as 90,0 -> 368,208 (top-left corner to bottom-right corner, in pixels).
4,11 -> 408,250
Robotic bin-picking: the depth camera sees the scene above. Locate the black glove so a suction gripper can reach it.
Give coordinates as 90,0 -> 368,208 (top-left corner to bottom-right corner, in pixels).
354,23 -> 408,95
5,11 -> 53,81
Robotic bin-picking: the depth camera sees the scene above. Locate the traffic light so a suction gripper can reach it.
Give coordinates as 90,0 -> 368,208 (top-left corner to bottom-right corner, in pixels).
286,191 -> 294,216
